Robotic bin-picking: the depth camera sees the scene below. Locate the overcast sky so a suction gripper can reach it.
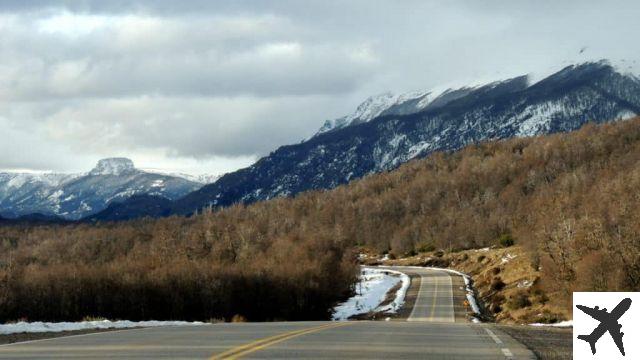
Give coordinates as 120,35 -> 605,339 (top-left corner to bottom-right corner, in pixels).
1,1 -> 639,174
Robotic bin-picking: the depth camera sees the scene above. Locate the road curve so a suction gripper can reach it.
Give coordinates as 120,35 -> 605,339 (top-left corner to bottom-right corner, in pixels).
402,268 -> 455,322
0,267 -> 535,359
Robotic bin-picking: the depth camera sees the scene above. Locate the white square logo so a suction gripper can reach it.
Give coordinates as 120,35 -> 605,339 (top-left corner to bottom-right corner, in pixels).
574,292 -> 640,359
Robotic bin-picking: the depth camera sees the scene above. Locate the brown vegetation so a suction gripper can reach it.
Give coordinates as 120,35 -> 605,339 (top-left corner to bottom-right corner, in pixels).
2,117 -> 640,322
0,212 -> 358,322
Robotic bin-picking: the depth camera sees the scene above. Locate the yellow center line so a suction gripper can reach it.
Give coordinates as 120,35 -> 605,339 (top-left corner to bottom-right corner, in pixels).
210,322 -> 351,360
429,274 -> 439,321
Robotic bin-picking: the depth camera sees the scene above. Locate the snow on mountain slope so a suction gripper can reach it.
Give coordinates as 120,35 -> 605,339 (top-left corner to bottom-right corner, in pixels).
141,169 -> 221,184
0,158 -> 204,220
315,91 -> 433,136
313,78 -> 532,138
91,61 -> 640,221
89,158 -> 136,176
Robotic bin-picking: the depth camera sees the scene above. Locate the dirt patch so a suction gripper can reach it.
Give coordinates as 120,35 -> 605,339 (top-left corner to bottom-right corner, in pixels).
0,327 -> 132,345
378,281 -> 402,309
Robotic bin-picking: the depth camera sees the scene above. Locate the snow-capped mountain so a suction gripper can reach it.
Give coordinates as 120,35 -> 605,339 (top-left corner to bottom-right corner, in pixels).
89,158 -> 136,176
0,158 -> 204,220
91,61 -> 640,221
315,91 -> 431,136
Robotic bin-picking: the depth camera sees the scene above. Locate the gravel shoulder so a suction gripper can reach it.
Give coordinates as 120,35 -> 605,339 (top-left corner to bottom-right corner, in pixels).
496,325 -> 572,360
0,328 -> 135,346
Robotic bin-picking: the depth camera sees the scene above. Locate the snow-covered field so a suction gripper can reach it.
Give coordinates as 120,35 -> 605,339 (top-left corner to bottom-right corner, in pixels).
0,320 -> 205,335
332,267 -> 410,321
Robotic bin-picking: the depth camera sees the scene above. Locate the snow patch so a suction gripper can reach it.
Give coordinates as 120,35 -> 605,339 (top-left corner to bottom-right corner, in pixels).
529,320 -> 573,328
616,109 -> 636,120
332,267 -> 409,320
501,253 -> 517,264
517,280 -> 534,288
0,320 -> 206,335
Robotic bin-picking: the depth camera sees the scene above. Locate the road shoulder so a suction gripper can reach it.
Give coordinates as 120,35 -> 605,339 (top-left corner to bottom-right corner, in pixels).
496,324 -> 572,360
0,328 -> 133,346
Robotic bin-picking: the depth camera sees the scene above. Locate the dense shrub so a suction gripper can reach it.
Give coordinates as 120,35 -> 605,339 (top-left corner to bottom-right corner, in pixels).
491,277 -> 506,291
498,234 -> 515,248
507,291 -> 532,310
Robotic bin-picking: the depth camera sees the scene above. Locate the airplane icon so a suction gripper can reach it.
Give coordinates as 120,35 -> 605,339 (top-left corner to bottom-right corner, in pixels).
576,298 -> 632,356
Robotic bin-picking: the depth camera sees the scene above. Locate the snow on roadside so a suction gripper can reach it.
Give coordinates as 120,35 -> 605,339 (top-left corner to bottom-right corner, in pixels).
0,320 -> 205,335
375,268 -> 410,314
432,267 -> 481,318
529,320 -> 573,327
332,267 -> 409,320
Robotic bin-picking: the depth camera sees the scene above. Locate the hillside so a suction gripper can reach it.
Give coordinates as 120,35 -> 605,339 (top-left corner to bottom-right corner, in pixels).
1,117 -> 640,322
92,61 -> 640,221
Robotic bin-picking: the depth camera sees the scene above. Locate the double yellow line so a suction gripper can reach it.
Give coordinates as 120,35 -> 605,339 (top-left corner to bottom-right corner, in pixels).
429,275 -> 439,321
210,322 -> 351,359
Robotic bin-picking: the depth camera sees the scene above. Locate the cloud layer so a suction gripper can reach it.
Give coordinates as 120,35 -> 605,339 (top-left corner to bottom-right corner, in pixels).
1,0 -> 639,174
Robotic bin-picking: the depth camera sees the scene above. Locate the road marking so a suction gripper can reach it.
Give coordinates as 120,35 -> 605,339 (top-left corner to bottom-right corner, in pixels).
442,271 -> 455,323
501,348 -> 514,358
484,328 -> 503,345
210,322 -> 350,359
429,274 -> 439,321
484,328 -> 515,359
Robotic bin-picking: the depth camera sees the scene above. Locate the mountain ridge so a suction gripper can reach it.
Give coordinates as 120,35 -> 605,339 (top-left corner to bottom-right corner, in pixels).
88,61 -> 640,221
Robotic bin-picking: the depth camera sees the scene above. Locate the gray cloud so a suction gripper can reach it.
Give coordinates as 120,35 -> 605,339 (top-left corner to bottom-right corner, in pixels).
1,0 -> 639,174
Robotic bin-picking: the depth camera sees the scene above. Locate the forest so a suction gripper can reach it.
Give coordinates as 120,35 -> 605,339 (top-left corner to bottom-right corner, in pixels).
1,117 -> 640,322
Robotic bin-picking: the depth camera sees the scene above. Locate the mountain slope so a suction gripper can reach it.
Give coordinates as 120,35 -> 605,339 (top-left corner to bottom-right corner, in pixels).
0,158 -> 204,220
92,61 -> 640,221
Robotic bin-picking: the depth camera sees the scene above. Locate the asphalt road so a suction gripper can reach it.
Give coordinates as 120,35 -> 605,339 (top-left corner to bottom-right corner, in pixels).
403,268 -> 455,322
0,267 -> 536,359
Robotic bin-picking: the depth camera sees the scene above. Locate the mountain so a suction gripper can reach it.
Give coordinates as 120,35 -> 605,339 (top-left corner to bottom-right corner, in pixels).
0,158 -> 204,220
90,61 -> 640,221
313,88 -> 474,137
140,170 -> 221,185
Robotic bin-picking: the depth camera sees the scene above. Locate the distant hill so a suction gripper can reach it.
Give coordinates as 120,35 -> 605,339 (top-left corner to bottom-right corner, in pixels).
84,195 -> 174,222
93,61 -> 640,221
0,212 -> 70,225
0,158 -> 205,220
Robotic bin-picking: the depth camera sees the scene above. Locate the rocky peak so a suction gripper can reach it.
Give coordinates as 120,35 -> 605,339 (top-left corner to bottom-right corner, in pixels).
90,158 -> 136,176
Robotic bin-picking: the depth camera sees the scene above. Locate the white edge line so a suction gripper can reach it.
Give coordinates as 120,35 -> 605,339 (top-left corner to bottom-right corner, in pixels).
484,328 -> 503,345
501,348 -> 514,357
